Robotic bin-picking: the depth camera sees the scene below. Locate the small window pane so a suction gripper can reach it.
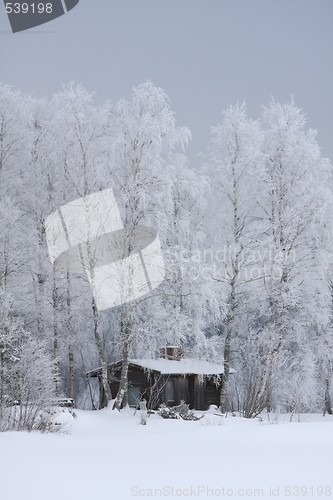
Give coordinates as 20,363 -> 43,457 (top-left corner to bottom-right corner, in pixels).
128,386 -> 141,406
167,380 -> 175,403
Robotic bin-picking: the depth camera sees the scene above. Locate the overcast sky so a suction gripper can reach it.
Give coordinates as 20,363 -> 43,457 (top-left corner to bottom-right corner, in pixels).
1,0 -> 332,167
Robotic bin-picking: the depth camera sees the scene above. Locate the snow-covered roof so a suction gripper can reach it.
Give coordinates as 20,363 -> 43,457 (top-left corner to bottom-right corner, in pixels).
87,358 -> 235,377
129,358 -> 231,375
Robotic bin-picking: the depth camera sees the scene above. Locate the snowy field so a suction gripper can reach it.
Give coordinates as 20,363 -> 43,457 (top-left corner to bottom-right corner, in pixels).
0,407 -> 332,500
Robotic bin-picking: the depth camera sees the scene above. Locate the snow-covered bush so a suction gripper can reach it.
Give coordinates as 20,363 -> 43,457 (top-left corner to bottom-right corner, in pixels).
158,401 -> 203,421
158,403 -> 179,419
0,290 -> 60,432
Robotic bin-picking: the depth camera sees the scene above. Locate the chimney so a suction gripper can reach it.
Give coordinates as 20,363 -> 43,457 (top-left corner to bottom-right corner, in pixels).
160,346 -> 181,361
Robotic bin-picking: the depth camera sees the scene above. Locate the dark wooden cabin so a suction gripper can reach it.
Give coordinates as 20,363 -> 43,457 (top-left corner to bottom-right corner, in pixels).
88,347 -> 231,411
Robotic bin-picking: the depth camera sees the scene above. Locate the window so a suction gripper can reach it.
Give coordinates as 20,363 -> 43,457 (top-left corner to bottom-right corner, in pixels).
166,379 -> 175,404
128,386 -> 141,407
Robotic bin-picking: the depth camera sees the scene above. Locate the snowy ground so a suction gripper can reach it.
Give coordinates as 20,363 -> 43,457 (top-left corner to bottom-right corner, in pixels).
0,406 -> 332,500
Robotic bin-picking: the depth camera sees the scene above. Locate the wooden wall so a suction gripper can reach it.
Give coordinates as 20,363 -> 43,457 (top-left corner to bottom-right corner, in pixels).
96,364 -> 221,410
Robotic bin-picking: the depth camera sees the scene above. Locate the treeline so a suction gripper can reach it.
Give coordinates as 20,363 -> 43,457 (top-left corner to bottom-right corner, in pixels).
0,82 -> 332,427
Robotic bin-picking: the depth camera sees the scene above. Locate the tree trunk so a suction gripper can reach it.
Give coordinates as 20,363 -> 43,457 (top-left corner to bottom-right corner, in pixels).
113,313 -> 131,410
78,237 -> 112,407
67,271 -> 75,401
92,296 -> 112,407
220,290 -> 235,413
53,274 -> 60,396
246,282 -> 280,418
265,364 -> 274,414
324,360 -> 332,415
220,160 -> 240,414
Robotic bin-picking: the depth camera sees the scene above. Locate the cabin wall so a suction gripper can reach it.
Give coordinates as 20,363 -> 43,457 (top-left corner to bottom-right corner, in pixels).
194,376 -> 206,410
205,378 -> 221,408
109,365 -> 152,407
173,376 -> 188,406
169,375 -> 221,410
95,365 -> 222,410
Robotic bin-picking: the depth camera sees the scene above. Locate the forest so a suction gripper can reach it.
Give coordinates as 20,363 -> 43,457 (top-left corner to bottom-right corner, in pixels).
1,80 -> 332,431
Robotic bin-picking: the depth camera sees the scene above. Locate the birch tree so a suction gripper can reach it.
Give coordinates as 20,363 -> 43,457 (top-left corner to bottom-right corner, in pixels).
248,100 -> 333,417
208,103 -> 263,413
0,85 -> 28,292
107,81 -> 194,410
51,83 -> 112,403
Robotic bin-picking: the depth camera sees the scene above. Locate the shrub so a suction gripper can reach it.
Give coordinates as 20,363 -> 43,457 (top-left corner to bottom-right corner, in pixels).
0,290 -> 60,432
158,401 -> 203,421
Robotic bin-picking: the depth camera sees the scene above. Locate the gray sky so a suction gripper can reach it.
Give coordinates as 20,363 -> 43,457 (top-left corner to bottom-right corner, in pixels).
1,0 -> 332,167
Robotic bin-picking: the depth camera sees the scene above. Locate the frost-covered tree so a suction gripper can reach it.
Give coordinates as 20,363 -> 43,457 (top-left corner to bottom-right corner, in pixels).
206,100 -> 333,417
0,84 -> 26,190
0,85 -> 28,291
208,103 -> 263,413
51,83 -> 112,402
0,290 -> 22,407
107,82 -> 191,409
247,100 -> 333,416
107,82 -> 219,409
0,289 -> 58,432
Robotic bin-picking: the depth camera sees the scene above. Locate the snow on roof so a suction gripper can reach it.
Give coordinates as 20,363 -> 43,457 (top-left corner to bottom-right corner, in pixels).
129,358 -> 231,375
87,358 -> 235,377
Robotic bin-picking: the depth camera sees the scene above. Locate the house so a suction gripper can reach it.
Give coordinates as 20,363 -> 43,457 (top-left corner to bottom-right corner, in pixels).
88,347 -> 233,411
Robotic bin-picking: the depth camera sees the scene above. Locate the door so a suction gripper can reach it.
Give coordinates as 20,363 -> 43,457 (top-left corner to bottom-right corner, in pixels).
128,386 -> 141,407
